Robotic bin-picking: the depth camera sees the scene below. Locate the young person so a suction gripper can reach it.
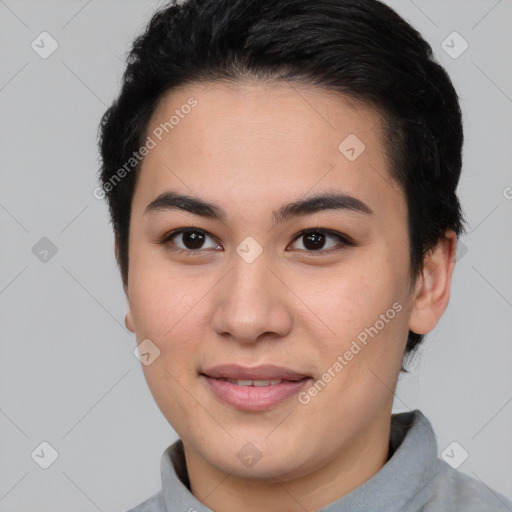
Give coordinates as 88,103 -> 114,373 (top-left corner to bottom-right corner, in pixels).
97,0 -> 512,510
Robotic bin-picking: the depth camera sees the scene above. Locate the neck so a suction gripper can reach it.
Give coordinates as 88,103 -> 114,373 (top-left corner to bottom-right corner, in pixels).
183,410 -> 392,512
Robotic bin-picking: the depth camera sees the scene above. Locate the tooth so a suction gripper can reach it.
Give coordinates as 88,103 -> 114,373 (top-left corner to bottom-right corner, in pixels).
226,379 -> 284,386
252,379 -> 283,386
236,379 -> 253,386
252,380 -> 268,387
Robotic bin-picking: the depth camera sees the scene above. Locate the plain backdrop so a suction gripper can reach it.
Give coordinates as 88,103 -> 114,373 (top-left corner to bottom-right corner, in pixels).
0,0 -> 511,510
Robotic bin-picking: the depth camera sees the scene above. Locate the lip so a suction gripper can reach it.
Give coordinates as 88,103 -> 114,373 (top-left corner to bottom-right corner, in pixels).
201,364 -> 310,381
201,376 -> 311,411
200,364 -> 312,412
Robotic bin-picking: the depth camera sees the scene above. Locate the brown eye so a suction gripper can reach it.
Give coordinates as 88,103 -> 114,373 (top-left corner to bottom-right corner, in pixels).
289,229 -> 352,253
159,228 -> 352,256
178,230 -> 206,250
160,229 -> 222,253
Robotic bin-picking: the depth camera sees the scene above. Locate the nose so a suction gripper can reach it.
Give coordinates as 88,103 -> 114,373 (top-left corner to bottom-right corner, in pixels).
211,253 -> 293,344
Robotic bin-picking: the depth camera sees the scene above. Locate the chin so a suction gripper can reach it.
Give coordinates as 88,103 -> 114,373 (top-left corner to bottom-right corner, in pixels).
196,436 -> 314,482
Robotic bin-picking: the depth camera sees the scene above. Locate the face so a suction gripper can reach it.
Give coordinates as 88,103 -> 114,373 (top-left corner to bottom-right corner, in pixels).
125,81 -> 417,482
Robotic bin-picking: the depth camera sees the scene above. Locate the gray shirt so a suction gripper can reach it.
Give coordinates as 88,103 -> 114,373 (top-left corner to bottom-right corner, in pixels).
127,410 -> 512,511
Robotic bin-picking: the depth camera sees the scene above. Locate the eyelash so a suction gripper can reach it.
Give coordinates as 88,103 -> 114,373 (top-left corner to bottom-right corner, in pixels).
157,228 -> 354,256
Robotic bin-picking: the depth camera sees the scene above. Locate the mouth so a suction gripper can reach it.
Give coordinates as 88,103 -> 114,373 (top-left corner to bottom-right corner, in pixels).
211,378 -> 294,387
200,364 -> 312,411
201,363 -> 311,381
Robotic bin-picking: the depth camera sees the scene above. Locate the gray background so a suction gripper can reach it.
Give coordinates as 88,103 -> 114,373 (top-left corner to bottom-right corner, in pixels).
0,0 -> 511,510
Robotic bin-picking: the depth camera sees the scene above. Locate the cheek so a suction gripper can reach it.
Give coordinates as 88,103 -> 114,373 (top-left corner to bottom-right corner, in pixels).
308,268 -> 398,340
305,265 -> 410,396
141,360 -> 203,438
132,272 -> 204,418
129,279 -> 170,338
127,253 -> 199,338
128,263 -> 209,391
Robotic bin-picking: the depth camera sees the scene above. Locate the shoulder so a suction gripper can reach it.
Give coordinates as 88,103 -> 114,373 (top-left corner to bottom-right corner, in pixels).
424,459 -> 512,511
125,490 -> 165,512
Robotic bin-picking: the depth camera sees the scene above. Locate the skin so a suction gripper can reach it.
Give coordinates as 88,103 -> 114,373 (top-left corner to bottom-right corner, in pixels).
120,80 -> 457,512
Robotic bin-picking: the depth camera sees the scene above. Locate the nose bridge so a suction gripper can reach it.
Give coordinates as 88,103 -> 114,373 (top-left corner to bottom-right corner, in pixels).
211,248 -> 291,342
229,252 -> 270,307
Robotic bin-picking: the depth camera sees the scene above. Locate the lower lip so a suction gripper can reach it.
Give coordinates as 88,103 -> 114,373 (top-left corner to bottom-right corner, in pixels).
201,375 -> 311,411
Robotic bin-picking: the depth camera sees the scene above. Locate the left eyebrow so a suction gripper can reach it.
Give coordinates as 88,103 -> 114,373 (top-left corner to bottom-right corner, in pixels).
143,190 -> 374,226
272,191 -> 374,225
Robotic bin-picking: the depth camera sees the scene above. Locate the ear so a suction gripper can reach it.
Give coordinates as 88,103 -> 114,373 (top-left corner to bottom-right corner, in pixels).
408,230 -> 458,335
115,236 -> 135,332
125,310 -> 135,333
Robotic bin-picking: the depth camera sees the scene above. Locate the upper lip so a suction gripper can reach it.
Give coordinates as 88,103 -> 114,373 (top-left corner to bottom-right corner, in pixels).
201,364 -> 310,381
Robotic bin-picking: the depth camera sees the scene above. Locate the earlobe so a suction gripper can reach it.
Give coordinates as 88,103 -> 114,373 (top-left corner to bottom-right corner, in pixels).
408,230 -> 458,335
116,238 -> 133,332
125,310 -> 135,332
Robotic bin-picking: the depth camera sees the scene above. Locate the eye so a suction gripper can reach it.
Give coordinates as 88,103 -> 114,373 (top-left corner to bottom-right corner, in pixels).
288,229 -> 353,253
158,228 -> 353,256
159,228 -> 222,254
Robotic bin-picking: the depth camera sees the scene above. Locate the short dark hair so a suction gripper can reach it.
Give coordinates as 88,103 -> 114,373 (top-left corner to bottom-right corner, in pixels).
98,0 -> 466,359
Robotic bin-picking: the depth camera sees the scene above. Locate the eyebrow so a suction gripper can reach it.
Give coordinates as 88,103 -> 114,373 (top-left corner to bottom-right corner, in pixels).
143,190 -> 374,226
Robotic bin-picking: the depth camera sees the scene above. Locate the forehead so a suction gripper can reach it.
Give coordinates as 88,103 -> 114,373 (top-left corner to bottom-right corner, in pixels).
147,80 -> 384,162
134,80 -> 404,224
